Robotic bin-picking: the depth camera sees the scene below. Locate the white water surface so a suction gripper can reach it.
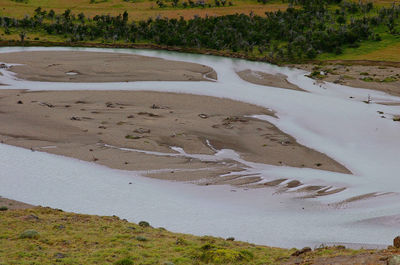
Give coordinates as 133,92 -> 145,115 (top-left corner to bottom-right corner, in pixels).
1,47 -> 400,248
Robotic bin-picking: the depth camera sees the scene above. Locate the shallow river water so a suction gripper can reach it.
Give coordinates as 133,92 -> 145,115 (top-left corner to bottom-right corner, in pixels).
1,47 -> 400,248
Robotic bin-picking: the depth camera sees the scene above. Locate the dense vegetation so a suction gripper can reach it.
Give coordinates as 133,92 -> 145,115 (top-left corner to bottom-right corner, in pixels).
0,0 -> 399,63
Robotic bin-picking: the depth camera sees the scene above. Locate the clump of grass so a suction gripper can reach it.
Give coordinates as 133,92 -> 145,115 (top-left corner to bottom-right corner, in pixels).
114,258 -> 134,265
136,236 -> 148,241
125,134 -> 141,140
381,76 -> 397,82
198,244 -> 254,263
360,77 -> 374,82
360,72 -> 369,76
307,70 -> 325,79
19,229 -> 39,239
0,206 -> 8,211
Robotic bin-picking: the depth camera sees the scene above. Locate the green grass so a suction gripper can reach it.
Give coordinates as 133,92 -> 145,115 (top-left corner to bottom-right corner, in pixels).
318,26 -> 400,62
0,207 -> 375,264
0,207 -> 294,264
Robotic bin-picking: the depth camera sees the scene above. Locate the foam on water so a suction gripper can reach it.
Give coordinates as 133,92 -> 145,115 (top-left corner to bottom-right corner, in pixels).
1,47 -> 400,247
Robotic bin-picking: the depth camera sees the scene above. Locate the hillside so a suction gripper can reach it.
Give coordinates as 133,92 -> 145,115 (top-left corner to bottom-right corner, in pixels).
1,206 -> 400,264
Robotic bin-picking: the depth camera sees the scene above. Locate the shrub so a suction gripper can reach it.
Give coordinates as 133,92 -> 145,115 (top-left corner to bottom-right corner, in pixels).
198,244 -> 253,263
138,221 -> 150,227
19,230 -> 39,239
136,236 -> 148,241
0,206 -> 8,211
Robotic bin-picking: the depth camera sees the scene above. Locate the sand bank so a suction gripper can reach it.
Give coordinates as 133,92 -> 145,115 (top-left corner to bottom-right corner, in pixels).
294,64 -> 400,97
0,51 -> 217,82
0,90 -> 348,187
237,69 -> 303,91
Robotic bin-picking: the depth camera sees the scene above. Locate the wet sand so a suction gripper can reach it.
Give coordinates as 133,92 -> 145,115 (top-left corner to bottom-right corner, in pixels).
0,90 -> 349,187
0,51 -> 217,82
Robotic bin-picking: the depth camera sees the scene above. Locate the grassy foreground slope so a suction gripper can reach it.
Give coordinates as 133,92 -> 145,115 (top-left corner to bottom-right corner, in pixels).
0,207 -> 291,264
1,207 -> 398,265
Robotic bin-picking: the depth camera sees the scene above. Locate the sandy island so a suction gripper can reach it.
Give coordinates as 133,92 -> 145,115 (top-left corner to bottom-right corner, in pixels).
0,51 -> 217,82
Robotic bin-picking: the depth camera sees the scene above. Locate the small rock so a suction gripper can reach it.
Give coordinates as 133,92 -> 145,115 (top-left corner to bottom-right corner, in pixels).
127,115 -> 135,118
198,113 -> 208,119
54,253 -> 66,259
394,236 -> 400,248
105,102 -> 114,108
22,214 -> 40,221
70,116 -> 81,121
151,104 -> 160,109
134,128 -> 151,134
17,100 -> 23,104
291,247 -> 312,256
0,63 -> 8,69
39,102 -> 54,108
54,224 -> 65,230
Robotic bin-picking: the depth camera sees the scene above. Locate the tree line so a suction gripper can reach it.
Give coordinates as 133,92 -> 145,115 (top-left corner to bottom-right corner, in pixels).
1,0 -> 399,63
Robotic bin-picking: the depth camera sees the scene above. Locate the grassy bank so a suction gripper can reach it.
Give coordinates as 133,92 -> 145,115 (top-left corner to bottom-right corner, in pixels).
1,207 -> 396,265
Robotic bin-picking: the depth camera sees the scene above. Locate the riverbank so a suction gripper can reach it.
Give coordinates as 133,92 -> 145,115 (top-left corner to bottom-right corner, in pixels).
1,206 -> 399,264
294,63 -> 400,98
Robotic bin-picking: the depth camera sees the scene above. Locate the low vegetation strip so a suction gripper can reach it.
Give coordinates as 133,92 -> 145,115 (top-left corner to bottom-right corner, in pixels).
2,207 -> 400,264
